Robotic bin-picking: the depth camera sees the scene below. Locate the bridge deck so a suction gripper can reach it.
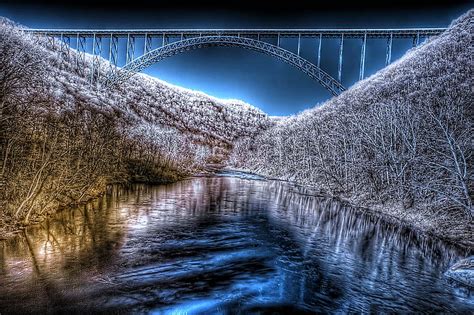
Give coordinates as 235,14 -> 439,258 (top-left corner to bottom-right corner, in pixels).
23,28 -> 445,38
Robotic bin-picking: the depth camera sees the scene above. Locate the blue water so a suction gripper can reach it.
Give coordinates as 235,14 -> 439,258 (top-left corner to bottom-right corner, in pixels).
0,173 -> 472,314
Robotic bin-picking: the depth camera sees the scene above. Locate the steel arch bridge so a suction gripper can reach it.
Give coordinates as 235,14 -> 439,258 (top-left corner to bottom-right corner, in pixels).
23,28 -> 445,96
115,35 -> 345,96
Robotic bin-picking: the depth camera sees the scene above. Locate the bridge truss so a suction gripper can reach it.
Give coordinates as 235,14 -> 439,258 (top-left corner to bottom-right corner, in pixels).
23,28 -> 445,96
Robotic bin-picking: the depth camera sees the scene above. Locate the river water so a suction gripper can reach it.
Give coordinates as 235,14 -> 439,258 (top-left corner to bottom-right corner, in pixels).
0,172 -> 473,314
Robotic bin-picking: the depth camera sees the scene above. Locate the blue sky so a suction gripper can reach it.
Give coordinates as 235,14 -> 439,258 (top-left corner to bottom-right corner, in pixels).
0,1 -> 471,115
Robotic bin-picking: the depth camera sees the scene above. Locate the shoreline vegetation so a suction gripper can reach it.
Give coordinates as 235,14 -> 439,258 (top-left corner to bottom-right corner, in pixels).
228,167 -> 473,251
1,167 -> 471,253
1,11 -> 472,251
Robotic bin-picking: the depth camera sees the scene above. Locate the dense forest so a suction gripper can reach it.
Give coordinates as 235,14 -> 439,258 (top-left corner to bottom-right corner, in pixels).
0,17 -> 270,234
230,10 -> 473,246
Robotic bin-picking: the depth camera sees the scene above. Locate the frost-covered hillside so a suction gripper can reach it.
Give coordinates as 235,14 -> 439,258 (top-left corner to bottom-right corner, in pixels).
230,10 -> 473,246
23,24 -> 271,148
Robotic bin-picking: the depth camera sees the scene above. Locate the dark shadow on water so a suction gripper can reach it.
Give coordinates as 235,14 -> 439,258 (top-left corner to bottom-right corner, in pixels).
0,174 -> 473,314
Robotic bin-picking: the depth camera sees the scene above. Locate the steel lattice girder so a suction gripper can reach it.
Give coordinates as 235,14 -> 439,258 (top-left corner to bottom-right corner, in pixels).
105,35 -> 346,96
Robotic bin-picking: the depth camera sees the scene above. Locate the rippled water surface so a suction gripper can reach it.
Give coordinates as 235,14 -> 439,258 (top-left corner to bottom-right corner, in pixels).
1,173 -> 473,314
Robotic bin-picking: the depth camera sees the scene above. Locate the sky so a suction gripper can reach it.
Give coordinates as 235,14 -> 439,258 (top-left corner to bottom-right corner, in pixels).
0,1 -> 472,115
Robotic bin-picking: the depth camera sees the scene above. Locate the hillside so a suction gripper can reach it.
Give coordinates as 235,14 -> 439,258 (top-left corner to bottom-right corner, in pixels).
230,10 -> 473,247
0,18 -> 271,235
24,27 -> 271,147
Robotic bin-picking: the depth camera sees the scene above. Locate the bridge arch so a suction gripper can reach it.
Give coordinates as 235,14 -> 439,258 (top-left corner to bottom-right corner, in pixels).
104,36 -> 346,96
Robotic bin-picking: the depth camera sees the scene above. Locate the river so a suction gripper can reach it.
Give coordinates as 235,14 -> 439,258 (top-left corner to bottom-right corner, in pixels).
0,171 -> 473,314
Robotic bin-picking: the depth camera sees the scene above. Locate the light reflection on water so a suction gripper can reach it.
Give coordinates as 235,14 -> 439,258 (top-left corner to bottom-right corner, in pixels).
0,174 -> 473,314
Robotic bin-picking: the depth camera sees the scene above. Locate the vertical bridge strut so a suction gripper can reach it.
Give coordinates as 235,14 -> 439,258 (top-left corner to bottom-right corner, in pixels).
90,33 -> 102,84
76,34 -> 86,76
22,28 -> 445,95
317,33 -> 322,68
338,34 -> 344,82
385,33 -> 393,66
359,33 -> 367,80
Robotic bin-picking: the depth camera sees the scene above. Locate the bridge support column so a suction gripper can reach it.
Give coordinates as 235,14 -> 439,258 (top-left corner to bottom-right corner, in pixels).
338,34 -> 344,82
90,33 -> 96,84
359,33 -> 367,80
109,34 -> 119,65
108,34 -> 119,80
126,34 -> 135,64
65,35 -> 71,61
59,33 -> 64,57
59,33 -> 70,62
413,32 -> 420,47
385,33 -> 393,66
90,34 -> 102,85
297,34 -> 301,56
277,33 -> 280,47
144,33 -> 152,55
317,33 -> 322,69
76,34 -> 86,75
57,34 -> 63,65
46,35 -> 55,51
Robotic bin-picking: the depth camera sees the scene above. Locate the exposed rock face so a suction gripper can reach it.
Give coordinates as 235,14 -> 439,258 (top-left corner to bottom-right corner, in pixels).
446,256 -> 474,288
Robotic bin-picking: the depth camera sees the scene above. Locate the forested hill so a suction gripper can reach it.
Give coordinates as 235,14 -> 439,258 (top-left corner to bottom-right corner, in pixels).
230,10 -> 473,246
0,17 -> 271,148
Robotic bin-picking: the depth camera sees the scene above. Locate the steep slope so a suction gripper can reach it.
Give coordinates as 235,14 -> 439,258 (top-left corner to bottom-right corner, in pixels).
230,10 -> 473,246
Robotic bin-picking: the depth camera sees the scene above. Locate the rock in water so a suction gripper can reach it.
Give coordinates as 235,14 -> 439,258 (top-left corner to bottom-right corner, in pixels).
446,256 -> 474,288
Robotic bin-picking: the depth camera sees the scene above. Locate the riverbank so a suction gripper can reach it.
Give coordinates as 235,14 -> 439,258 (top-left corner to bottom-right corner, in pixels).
2,164 -> 472,254
225,166 -> 473,251
338,194 -> 473,251
0,174 -> 189,240
0,187 -> 106,240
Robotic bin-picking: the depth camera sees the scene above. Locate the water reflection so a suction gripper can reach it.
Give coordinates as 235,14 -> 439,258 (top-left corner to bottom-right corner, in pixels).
0,174 -> 473,314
